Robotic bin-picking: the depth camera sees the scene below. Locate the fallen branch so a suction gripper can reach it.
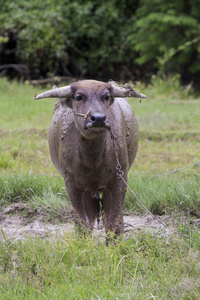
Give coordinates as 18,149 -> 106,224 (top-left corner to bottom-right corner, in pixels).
0,64 -> 29,75
29,76 -> 77,85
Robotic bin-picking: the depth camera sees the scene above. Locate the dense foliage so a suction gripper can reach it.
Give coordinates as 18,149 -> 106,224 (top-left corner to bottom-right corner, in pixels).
0,0 -> 200,85
132,0 -> 200,85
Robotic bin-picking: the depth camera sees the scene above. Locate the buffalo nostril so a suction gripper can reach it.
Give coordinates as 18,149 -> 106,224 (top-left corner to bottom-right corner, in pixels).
90,113 -> 106,127
90,113 -> 106,121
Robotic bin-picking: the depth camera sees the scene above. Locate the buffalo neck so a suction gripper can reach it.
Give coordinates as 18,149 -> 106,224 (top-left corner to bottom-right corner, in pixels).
77,131 -> 108,167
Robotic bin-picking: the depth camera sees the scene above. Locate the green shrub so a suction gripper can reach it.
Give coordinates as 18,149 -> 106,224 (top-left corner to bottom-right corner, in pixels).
1,0 -> 199,84
130,0 -> 200,83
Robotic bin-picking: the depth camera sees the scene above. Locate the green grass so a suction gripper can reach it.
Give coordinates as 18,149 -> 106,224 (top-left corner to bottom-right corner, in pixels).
0,171 -> 199,217
0,75 -> 199,212
0,76 -> 199,214
0,129 -> 54,174
0,76 -> 200,299
0,75 -> 199,213
0,174 -> 65,203
0,231 -> 199,299
0,79 -> 55,130
125,172 -> 200,215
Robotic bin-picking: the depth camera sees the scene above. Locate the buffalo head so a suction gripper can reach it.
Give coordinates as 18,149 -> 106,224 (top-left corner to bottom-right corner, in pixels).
34,80 -> 146,139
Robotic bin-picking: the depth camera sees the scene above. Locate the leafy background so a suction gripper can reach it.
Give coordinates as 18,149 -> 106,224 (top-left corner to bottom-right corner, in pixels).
1,0 -> 200,86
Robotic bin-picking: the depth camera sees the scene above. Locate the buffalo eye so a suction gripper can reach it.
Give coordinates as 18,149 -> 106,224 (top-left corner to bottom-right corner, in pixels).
104,94 -> 110,101
75,95 -> 83,101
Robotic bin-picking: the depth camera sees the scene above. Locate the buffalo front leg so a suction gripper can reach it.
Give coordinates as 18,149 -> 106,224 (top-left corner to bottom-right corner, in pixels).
65,183 -> 99,234
81,189 -> 100,231
101,181 -> 126,238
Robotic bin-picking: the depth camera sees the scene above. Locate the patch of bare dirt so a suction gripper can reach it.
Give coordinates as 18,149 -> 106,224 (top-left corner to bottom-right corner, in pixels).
0,203 -> 73,241
0,203 -> 199,241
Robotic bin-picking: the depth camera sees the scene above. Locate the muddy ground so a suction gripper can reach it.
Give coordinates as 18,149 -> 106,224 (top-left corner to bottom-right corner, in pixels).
0,203 -> 199,242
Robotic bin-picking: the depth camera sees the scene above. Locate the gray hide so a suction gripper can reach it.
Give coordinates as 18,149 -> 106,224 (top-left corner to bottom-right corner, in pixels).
34,80 -> 146,237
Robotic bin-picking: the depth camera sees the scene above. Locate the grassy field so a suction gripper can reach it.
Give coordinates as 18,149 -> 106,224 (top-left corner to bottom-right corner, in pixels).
0,76 -> 200,299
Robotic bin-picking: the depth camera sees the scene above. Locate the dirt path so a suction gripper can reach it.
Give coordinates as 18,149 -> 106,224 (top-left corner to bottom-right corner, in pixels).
0,203 -> 199,241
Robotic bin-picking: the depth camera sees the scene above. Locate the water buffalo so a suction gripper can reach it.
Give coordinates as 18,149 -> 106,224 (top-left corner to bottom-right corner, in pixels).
34,80 -> 146,237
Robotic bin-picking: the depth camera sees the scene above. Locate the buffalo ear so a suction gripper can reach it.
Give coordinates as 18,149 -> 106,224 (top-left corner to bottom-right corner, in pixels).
109,96 -> 115,106
106,84 -> 115,106
64,97 -> 73,109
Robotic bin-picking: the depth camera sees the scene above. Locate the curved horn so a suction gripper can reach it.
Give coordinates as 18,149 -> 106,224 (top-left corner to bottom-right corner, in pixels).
34,85 -> 72,100
110,83 -> 146,99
